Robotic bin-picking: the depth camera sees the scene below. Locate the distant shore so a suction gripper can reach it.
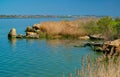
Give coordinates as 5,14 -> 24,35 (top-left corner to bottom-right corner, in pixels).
0,15 -> 74,19
0,15 -> 109,19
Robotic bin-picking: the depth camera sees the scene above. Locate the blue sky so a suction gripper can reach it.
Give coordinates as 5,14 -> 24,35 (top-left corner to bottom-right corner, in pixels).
0,0 -> 120,16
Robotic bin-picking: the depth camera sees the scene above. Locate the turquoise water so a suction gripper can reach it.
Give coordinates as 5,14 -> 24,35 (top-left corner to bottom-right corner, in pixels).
0,18 -> 96,77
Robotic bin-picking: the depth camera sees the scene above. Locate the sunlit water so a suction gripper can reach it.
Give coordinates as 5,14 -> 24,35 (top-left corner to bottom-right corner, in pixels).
0,18 -> 97,77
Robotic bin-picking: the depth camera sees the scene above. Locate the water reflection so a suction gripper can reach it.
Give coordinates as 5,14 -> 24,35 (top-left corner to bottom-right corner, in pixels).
46,39 -> 85,47
26,38 -> 37,44
8,37 -> 17,46
46,39 -> 88,62
7,38 -> 92,77
8,38 -> 86,48
1,18 -> 88,77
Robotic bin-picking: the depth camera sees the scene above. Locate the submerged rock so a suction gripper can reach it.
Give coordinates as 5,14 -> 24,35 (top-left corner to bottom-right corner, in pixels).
8,28 -> 17,38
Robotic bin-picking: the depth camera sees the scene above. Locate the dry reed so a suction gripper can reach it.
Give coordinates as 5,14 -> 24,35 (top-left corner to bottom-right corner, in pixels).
39,18 -> 98,38
66,55 -> 120,77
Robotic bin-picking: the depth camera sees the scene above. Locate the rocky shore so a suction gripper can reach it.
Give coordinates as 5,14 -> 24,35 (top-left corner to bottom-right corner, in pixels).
8,18 -> 120,58
8,27 -> 105,40
8,24 -> 41,39
84,39 -> 120,58
8,27 -> 120,58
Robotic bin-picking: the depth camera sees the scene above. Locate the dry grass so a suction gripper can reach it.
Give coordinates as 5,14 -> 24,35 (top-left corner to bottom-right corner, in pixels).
40,21 -> 64,35
66,55 -> 120,77
39,17 -> 98,38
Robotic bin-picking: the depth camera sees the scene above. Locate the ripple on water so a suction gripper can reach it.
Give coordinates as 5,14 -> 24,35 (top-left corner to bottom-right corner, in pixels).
0,18 -> 96,77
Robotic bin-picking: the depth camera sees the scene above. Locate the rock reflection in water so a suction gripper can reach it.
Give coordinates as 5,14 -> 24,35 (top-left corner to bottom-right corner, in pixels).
46,39 -> 85,47
8,37 -> 17,46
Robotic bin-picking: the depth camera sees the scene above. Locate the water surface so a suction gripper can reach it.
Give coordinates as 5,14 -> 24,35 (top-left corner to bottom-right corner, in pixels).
0,18 -> 96,77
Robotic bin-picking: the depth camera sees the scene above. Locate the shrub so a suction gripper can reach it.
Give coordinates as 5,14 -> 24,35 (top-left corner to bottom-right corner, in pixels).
97,17 -> 120,40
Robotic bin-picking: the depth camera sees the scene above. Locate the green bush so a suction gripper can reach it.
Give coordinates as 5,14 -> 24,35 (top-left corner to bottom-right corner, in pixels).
97,17 -> 119,40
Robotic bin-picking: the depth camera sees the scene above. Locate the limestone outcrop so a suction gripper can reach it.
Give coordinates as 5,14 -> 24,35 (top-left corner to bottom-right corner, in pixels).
89,34 -> 104,40
26,32 -> 39,39
82,39 -> 120,57
8,28 -> 17,38
103,39 -> 120,56
78,36 -> 90,40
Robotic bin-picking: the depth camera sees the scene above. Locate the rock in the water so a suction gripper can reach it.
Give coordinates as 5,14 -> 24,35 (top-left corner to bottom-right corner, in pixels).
25,26 -> 34,32
33,24 -> 40,30
26,32 -> 39,39
16,34 -> 24,38
35,30 -> 41,34
78,36 -> 90,40
94,46 -> 103,52
8,28 -> 17,38
89,34 -> 104,40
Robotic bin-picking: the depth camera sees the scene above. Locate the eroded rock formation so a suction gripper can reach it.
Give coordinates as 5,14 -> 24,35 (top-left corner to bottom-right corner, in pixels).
8,28 -> 17,38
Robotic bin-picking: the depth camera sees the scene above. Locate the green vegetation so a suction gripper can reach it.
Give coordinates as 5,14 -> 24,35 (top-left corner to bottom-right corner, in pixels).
39,32 -> 47,38
79,17 -> 120,40
79,18 -> 98,35
97,17 -> 118,40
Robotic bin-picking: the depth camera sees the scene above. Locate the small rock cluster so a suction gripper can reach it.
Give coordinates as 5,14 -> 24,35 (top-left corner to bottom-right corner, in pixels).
8,24 -> 41,39
8,28 -> 25,38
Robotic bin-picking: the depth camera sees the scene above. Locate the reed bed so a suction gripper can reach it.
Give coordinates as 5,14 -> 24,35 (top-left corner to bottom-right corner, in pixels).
64,55 -> 120,77
39,18 -> 97,38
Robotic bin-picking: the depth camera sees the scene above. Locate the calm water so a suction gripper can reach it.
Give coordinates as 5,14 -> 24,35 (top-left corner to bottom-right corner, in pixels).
0,18 -> 97,77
